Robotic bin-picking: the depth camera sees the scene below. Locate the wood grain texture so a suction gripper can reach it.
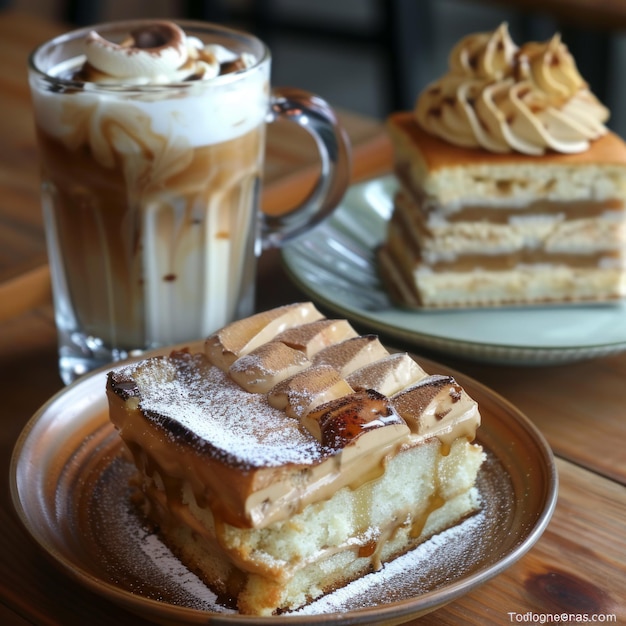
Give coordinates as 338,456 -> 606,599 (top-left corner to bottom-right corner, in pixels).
414,458 -> 626,625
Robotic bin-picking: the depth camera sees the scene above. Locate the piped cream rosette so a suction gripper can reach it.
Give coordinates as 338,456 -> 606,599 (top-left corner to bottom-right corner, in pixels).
83,20 -> 254,84
415,22 -> 609,155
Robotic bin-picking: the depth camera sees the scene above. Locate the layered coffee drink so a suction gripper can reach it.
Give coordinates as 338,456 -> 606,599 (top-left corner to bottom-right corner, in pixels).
30,21 -> 269,380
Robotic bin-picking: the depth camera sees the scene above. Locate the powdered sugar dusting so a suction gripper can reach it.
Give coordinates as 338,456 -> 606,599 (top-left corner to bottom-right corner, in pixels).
134,525 -> 236,613
116,471 -> 487,616
89,447 -> 513,617
122,486 -> 487,615
120,354 -> 323,469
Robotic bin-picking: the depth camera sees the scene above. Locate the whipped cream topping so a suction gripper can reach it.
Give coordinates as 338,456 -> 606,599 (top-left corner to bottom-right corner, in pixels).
415,23 -> 609,155
81,21 -> 255,84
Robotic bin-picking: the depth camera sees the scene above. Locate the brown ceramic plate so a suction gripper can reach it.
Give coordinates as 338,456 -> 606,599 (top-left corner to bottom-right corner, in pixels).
10,343 -> 557,626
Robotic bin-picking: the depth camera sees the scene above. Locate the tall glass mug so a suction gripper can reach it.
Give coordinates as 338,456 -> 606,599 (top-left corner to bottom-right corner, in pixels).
28,20 -> 350,384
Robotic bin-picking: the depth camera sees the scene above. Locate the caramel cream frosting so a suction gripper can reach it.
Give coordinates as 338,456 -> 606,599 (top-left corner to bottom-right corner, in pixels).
416,22 -> 609,155
107,303 -> 481,529
380,112 -> 626,308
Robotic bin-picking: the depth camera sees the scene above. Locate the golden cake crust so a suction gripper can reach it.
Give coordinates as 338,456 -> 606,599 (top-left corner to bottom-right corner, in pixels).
388,111 -> 626,171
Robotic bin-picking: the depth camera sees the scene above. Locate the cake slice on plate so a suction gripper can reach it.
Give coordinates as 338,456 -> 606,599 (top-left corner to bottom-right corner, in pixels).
379,23 -> 626,308
107,302 -> 484,615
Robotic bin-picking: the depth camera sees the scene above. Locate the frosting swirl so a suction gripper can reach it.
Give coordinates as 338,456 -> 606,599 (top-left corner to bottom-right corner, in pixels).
81,21 -> 255,85
415,23 -> 609,155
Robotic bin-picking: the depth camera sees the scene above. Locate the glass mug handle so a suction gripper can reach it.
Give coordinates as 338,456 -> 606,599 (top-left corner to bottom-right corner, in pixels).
260,87 -> 352,249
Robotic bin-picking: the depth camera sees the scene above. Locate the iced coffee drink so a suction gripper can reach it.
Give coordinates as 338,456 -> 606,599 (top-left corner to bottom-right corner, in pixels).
29,20 -> 350,383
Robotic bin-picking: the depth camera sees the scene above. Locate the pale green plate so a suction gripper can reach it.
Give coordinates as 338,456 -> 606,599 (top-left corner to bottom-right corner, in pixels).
282,176 -> 626,365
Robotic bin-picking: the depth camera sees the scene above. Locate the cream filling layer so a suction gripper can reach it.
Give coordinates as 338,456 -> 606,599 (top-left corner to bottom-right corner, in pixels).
412,266 -> 626,305
135,437 -> 483,581
108,348 -> 481,530
389,190 -> 626,267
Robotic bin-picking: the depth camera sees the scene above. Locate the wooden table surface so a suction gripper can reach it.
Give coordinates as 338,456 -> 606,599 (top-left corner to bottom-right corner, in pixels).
1,9 -> 624,626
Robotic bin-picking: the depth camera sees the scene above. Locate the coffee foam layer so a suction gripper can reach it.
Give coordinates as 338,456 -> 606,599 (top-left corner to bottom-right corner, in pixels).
31,59 -> 268,149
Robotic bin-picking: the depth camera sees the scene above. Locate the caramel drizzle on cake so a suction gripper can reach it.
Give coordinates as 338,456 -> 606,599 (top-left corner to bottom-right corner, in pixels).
107,302 -> 481,530
106,302 -> 486,615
